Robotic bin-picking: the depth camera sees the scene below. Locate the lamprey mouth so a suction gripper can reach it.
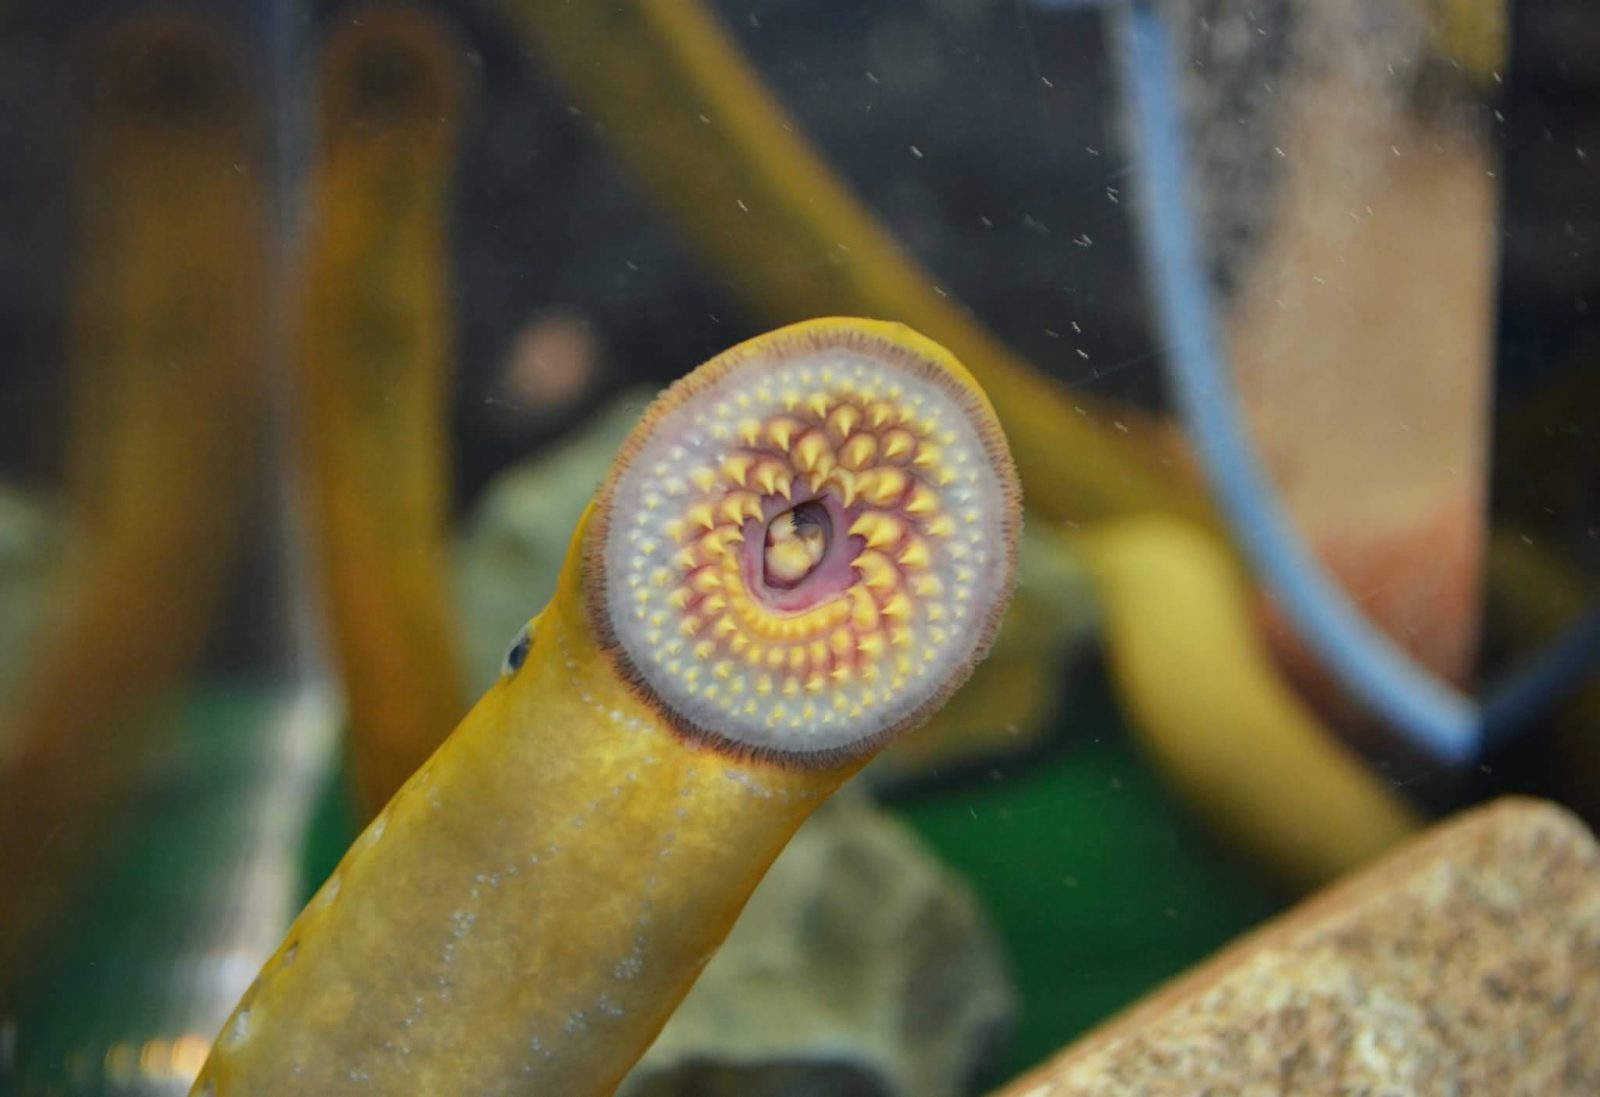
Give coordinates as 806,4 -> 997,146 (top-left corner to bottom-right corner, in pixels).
588,319 -> 1021,764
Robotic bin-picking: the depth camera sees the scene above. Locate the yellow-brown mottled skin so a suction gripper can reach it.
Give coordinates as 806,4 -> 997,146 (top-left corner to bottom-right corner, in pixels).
192,319 -> 1020,1096
298,9 -> 471,816
1,17 -> 265,982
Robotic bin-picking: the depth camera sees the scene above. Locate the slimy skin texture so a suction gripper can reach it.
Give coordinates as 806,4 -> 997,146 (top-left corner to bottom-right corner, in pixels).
192,319 -> 1020,1096
299,10 -> 470,815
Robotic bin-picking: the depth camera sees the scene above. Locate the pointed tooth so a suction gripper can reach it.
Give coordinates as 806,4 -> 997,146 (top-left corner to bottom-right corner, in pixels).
882,593 -> 911,620
882,429 -> 915,461
849,513 -> 904,551
827,405 -> 860,439
768,417 -> 803,450
696,530 -> 729,558
719,491 -> 762,525
898,537 -> 931,569
840,433 -> 877,470
752,461 -> 785,496
722,453 -> 754,485
860,467 -> 908,507
850,587 -> 881,630
825,468 -> 858,507
793,429 -> 829,472
851,550 -> 899,593
904,485 -> 939,516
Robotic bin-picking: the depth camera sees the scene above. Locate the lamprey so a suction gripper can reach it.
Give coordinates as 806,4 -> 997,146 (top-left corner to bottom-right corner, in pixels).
192,318 -> 1021,1095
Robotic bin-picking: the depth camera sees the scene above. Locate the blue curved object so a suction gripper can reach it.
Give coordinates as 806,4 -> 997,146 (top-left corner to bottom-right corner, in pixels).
1113,0 -> 1600,765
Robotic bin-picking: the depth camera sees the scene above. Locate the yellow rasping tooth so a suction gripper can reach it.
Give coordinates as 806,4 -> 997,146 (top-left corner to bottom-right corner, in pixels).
840,433 -> 877,469
722,453 -> 754,485
793,429 -> 829,471
849,513 -> 904,551
861,467 -> 908,506
767,416 -> 802,449
881,429 -> 915,461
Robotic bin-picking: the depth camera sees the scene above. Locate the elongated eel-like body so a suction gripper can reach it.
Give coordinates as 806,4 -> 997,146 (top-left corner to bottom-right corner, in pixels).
299,9 -> 470,815
2,17 -> 265,980
193,318 -> 1020,1095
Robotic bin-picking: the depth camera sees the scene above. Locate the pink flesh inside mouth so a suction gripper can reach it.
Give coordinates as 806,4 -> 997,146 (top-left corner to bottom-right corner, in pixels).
740,491 -> 863,615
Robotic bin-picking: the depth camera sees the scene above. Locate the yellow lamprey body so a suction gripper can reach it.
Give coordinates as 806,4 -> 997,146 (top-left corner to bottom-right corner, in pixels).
194,318 -> 1021,1096
299,10 -> 471,814
1077,516 -> 1423,890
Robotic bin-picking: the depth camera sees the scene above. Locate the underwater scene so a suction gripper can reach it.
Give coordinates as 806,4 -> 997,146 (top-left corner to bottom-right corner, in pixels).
1,0 -> 1598,1093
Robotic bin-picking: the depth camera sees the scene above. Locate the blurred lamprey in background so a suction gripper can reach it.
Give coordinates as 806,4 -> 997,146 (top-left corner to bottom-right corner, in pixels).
0,15 -> 267,987
295,8 -> 471,816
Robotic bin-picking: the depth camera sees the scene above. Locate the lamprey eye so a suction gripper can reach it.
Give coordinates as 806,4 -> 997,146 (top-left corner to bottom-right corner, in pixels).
587,321 -> 1020,765
501,621 -> 533,677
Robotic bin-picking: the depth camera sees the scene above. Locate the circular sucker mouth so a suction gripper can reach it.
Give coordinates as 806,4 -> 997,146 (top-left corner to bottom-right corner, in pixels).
588,320 -> 1021,766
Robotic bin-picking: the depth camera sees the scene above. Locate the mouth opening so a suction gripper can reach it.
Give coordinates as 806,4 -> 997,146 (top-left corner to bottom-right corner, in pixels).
749,495 -> 859,613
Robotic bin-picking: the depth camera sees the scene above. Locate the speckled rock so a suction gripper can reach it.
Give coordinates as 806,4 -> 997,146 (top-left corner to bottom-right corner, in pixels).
619,788 -> 1015,1097
996,797 -> 1600,1096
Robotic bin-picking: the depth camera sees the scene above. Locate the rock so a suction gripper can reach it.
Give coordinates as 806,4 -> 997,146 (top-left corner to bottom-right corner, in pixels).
620,789 -> 1015,1097
996,798 -> 1600,1096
